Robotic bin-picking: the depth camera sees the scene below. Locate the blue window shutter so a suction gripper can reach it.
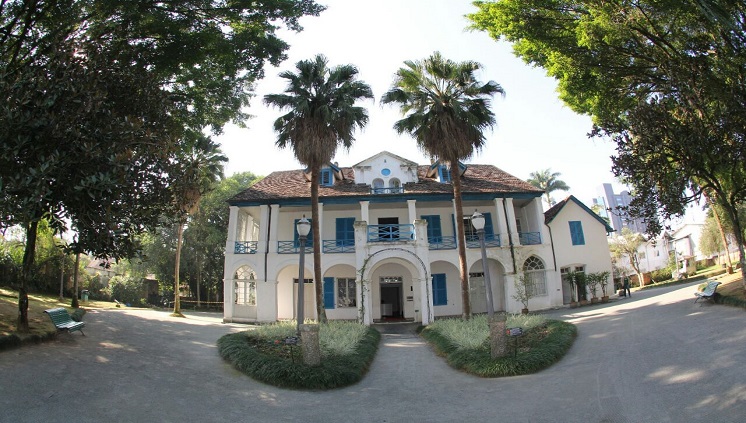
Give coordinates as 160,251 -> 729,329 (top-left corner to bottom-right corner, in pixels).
336,217 -> 355,246
438,165 -> 451,183
421,215 -> 442,240
323,277 -> 335,309
569,221 -> 585,245
432,273 -> 447,306
293,218 -> 313,247
320,169 -> 333,186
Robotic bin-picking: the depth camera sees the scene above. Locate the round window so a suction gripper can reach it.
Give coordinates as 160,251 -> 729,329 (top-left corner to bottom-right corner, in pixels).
381,168 -> 391,176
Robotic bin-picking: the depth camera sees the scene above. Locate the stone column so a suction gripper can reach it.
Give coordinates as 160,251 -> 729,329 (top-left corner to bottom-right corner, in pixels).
300,324 -> 321,366
488,313 -> 508,358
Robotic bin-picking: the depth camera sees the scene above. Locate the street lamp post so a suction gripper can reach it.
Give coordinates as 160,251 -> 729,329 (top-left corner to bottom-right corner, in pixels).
296,216 -> 311,334
471,211 -> 495,318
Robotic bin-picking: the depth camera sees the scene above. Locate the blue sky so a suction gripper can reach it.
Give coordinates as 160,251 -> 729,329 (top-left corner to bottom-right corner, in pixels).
216,0 -> 625,206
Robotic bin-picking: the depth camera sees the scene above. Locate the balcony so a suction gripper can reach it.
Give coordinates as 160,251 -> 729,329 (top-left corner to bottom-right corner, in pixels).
234,241 -> 258,254
277,240 -> 314,254
465,233 -> 501,248
370,187 -> 404,195
519,232 -> 541,245
323,239 -> 355,254
428,236 -> 456,250
367,224 -> 415,243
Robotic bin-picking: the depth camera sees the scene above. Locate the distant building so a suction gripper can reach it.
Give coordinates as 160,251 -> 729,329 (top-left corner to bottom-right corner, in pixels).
592,183 -> 647,234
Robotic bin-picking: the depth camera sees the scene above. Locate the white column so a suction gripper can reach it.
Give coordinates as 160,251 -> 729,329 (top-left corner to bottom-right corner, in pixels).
256,280 -> 278,323
494,198 -> 508,245
534,197 -> 550,246
407,199 -> 417,224
225,206 -> 239,252
360,201 -> 370,224
504,198 -> 520,245
222,277 -> 234,322
257,205 -> 270,254
268,204 -> 280,253
318,202 -> 324,248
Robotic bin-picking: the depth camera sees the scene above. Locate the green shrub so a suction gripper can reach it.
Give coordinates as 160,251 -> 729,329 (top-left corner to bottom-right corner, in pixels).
650,269 -> 672,283
218,321 -> 380,390
421,316 -> 576,377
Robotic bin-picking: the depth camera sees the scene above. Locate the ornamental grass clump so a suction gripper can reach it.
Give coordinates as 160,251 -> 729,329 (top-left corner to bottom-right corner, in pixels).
218,320 -> 380,390
421,314 -> 575,377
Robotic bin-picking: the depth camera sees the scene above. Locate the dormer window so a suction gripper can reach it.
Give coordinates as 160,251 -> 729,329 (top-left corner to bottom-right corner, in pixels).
438,165 -> 452,183
320,169 -> 334,186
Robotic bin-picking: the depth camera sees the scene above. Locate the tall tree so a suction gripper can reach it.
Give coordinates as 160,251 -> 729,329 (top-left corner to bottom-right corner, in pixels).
470,0 -> 746,289
609,228 -> 647,288
381,51 -> 504,319
169,133 -> 227,316
527,169 -> 570,207
264,54 -> 373,323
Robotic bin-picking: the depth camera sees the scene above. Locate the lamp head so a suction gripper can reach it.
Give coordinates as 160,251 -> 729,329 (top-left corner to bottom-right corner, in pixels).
296,216 -> 311,237
470,210 -> 485,230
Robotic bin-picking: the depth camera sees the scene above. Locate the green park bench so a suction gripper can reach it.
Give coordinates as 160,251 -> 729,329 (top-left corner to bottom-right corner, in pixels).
44,307 -> 86,336
694,281 -> 721,305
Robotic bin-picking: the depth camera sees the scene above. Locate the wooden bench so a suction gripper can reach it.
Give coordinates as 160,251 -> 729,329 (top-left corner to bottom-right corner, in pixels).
694,281 -> 721,304
44,308 -> 86,336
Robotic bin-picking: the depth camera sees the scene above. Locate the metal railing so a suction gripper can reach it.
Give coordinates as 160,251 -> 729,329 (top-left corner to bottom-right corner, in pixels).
323,239 -> 355,253
234,241 -> 258,254
277,240 -> 314,254
466,233 -> 501,248
519,232 -> 541,245
428,236 -> 456,250
370,187 -> 404,195
367,224 -> 415,243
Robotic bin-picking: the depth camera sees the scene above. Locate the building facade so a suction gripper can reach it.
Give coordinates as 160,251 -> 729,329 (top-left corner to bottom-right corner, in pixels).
222,152 -> 611,325
593,183 -> 647,234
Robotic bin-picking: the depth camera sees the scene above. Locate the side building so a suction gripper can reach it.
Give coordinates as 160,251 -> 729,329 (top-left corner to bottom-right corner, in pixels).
222,151 -> 613,325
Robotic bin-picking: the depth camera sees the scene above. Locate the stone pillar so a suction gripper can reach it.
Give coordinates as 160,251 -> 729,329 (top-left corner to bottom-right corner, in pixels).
494,198 -> 507,245
504,198 -> 520,246
407,199 -> 417,224
300,324 -> 321,366
488,313 -> 508,359
226,206 -> 239,252
268,204 -> 280,253
360,200 -> 370,224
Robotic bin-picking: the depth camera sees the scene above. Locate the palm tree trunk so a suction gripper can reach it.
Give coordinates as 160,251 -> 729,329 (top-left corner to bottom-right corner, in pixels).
310,166 -> 327,323
451,160 -> 471,320
173,221 -> 185,316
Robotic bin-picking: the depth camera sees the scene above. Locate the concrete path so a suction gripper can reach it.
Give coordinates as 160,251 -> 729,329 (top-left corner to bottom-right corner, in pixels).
1,281 -> 744,422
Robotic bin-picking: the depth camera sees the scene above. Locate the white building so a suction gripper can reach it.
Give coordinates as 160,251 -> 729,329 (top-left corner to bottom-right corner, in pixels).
222,152 -> 614,325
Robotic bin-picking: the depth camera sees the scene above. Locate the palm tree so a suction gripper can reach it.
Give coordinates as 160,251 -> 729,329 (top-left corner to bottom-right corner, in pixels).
381,51 -> 504,320
527,169 -> 570,207
171,132 -> 227,317
264,54 -> 373,323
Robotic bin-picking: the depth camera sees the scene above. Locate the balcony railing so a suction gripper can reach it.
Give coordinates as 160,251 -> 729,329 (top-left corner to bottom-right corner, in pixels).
323,239 -> 355,253
519,232 -> 541,245
428,236 -> 456,250
367,224 -> 415,243
465,233 -> 501,248
370,187 -> 404,195
277,240 -> 314,254
234,241 -> 258,254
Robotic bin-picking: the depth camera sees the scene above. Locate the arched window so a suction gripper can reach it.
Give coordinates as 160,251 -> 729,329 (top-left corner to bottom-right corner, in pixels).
523,256 -> 547,296
389,178 -> 401,193
234,265 -> 257,305
372,178 -> 384,193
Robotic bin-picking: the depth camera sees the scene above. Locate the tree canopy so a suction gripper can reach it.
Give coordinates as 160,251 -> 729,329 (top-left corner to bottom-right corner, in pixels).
527,169 -> 570,207
470,0 -> 746,286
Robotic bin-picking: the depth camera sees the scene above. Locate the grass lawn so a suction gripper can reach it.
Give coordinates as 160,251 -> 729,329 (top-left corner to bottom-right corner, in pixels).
421,314 -> 577,377
712,272 -> 746,301
0,286 -> 119,349
218,320 -> 380,390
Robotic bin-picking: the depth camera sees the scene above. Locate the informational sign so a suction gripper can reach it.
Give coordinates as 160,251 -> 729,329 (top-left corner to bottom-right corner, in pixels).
284,336 -> 299,345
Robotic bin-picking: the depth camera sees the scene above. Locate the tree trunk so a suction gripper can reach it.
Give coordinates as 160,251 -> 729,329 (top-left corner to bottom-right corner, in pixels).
17,220 -> 39,333
720,201 -> 746,290
173,222 -> 185,316
196,257 -> 202,308
71,252 -> 80,308
704,191 -> 734,271
451,160 -> 471,320
59,256 -> 65,301
310,166 -> 327,323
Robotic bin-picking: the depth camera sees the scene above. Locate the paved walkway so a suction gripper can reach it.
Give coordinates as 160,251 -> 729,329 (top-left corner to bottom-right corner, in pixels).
1,281 -> 744,422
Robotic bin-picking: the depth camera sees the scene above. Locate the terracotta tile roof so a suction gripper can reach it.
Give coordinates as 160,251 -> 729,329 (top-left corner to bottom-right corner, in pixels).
229,164 -> 543,204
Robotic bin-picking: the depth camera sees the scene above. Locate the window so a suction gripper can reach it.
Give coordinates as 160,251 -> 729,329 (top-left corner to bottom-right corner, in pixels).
463,212 -> 494,242
422,215 -> 442,242
523,256 -> 547,297
336,278 -> 356,308
569,221 -> 585,245
335,217 -> 355,247
432,273 -> 448,306
372,178 -> 384,189
234,266 -> 256,305
389,178 -> 401,192
320,169 -> 334,186
438,164 -> 451,183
